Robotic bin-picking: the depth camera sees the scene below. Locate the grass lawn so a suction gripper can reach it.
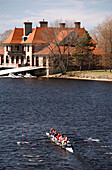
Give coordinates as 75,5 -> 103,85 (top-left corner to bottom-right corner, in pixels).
66,70 -> 112,79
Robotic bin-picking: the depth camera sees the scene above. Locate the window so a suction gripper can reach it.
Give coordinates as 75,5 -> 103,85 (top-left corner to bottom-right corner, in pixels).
11,56 -> 14,63
27,45 -> 29,52
17,46 -> 19,51
1,56 -> 4,64
16,56 -> 19,64
6,56 -> 9,63
36,57 -> 38,66
11,45 -> 13,51
22,46 -> 24,52
6,46 -> 8,51
27,56 -> 30,62
43,57 -> 46,66
15,45 -> 19,51
21,56 -> 24,64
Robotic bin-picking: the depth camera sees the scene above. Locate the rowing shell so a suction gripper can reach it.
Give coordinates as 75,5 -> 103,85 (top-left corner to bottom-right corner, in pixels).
46,132 -> 74,153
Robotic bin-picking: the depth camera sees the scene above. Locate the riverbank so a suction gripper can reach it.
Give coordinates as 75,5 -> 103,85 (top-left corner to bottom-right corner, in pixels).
44,70 -> 112,82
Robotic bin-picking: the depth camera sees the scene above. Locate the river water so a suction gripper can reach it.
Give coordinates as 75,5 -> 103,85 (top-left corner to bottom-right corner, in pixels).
0,78 -> 112,170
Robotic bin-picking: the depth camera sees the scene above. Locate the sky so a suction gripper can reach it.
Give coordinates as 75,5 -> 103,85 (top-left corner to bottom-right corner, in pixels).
0,0 -> 112,34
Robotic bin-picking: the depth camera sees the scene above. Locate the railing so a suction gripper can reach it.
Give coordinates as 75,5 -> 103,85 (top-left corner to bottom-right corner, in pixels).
8,51 -> 26,55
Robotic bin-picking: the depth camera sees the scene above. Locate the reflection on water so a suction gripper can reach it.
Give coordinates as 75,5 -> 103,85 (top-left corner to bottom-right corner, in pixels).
0,78 -> 112,170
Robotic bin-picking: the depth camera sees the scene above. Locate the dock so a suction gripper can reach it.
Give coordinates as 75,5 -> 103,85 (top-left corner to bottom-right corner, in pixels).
0,66 -> 45,76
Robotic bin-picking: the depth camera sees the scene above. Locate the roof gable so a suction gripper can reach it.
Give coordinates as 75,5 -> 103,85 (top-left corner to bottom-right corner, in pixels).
3,28 -> 23,44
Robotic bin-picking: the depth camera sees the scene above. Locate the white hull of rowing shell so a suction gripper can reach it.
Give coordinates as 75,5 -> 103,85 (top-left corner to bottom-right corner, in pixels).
46,132 -> 73,153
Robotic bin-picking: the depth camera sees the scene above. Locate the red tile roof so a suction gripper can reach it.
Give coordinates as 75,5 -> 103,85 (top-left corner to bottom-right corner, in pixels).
22,27 -> 47,44
25,27 -> 87,44
3,28 -> 23,44
2,28 -> 34,44
34,44 -> 104,56
2,26 -> 97,46
34,44 -> 77,55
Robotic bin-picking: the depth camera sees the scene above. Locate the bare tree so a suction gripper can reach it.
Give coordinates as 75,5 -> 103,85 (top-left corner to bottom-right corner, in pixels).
39,20 -> 82,74
90,16 -> 112,72
0,29 -> 12,49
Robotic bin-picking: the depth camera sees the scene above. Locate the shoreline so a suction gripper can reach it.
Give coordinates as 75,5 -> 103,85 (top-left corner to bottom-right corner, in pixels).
43,74 -> 112,82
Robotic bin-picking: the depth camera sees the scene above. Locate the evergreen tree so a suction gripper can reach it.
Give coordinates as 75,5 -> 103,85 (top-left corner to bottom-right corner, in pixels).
73,31 -> 95,71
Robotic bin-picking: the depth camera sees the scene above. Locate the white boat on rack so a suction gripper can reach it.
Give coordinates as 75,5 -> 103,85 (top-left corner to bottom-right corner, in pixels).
24,73 -> 36,78
5,73 -> 24,78
46,132 -> 74,153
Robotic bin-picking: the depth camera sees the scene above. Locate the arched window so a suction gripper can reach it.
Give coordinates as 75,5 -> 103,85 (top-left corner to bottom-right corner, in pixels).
6,56 -> 9,63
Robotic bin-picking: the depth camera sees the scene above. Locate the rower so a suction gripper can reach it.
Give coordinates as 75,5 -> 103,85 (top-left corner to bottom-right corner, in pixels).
62,137 -> 68,145
49,128 -> 53,135
59,134 -> 63,143
54,130 -> 58,137
57,133 -> 60,141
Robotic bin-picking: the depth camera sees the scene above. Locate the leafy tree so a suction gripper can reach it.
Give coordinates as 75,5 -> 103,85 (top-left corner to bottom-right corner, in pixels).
73,30 -> 95,71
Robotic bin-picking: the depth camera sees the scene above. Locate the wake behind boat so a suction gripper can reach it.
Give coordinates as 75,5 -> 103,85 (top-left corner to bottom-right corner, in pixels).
46,132 -> 74,153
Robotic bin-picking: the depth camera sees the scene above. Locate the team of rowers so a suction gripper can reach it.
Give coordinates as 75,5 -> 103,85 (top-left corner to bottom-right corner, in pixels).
49,128 -> 69,146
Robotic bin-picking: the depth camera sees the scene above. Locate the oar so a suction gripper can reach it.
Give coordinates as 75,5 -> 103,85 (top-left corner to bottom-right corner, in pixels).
35,137 -> 49,141
17,134 -> 47,146
31,143 -> 37,146
21,134 -> 26,138
77,133 -> 93,144
17,141 -> 31,145
69,133 -> 92,144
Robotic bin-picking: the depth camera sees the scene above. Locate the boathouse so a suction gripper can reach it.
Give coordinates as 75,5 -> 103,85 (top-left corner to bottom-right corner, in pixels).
0,20 -> 104,75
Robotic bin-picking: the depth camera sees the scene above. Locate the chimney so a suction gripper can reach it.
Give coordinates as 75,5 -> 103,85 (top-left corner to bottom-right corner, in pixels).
74,22 -> 81,28
59,23 -> 65,28
39,19 -> 48,27
24,21 -> 32,36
